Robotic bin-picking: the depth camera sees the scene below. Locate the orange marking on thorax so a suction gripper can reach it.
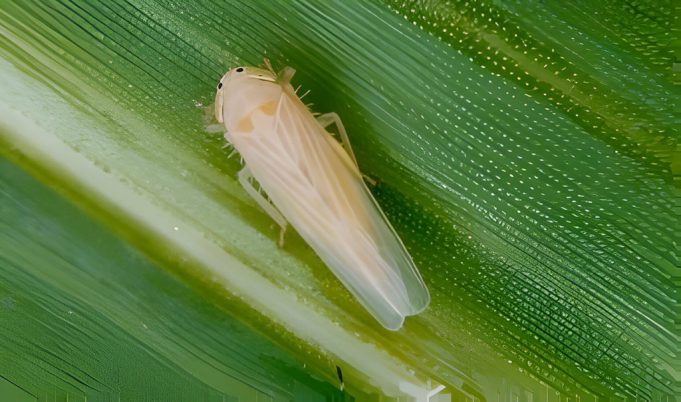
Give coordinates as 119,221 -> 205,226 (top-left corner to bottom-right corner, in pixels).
260,100 -> 278,115
237,115 -> 254,132
236,101 -> 278,133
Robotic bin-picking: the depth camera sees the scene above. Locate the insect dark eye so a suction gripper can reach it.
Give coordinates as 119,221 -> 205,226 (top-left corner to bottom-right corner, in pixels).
217,82 -> 223,89
236,67 -> 244,72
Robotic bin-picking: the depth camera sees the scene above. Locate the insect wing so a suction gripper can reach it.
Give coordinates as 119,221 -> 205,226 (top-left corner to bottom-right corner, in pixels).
226,79 -> 430,330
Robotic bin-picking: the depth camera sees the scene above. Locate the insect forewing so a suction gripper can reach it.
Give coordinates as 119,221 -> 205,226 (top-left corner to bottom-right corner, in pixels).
225,77 -> 429,330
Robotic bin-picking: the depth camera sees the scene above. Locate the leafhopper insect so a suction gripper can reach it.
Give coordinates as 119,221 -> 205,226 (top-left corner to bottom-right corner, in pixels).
214,62 -> 429,330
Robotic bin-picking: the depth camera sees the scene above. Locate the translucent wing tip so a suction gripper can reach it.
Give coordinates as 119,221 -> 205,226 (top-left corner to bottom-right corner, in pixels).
400,285 -> 431,329
370,305 -> 405,331
406,284 -> 431,316
369,285 -> 430,331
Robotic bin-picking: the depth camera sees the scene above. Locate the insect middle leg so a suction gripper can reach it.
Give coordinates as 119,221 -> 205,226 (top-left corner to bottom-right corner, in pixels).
238,167 -> 288,247
317,113 -> 377,185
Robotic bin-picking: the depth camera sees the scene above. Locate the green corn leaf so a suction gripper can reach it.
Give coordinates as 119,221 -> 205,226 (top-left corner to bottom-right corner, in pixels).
1,1 -> 679,401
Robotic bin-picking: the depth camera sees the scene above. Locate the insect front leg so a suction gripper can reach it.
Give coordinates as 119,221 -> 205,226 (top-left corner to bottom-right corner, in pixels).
203,105 -> 226,133
317,113 -> 377,186
205,124 -> 225,133
237,167 -> 288,247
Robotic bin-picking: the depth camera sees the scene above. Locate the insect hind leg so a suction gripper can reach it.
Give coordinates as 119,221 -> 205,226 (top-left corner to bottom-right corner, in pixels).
317,113 -> 377,186
317,113 -> 357,167
238,167 -> 288,246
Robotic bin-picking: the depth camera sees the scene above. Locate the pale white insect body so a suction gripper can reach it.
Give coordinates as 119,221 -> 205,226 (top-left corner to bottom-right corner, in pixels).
215,64 -> 429,330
